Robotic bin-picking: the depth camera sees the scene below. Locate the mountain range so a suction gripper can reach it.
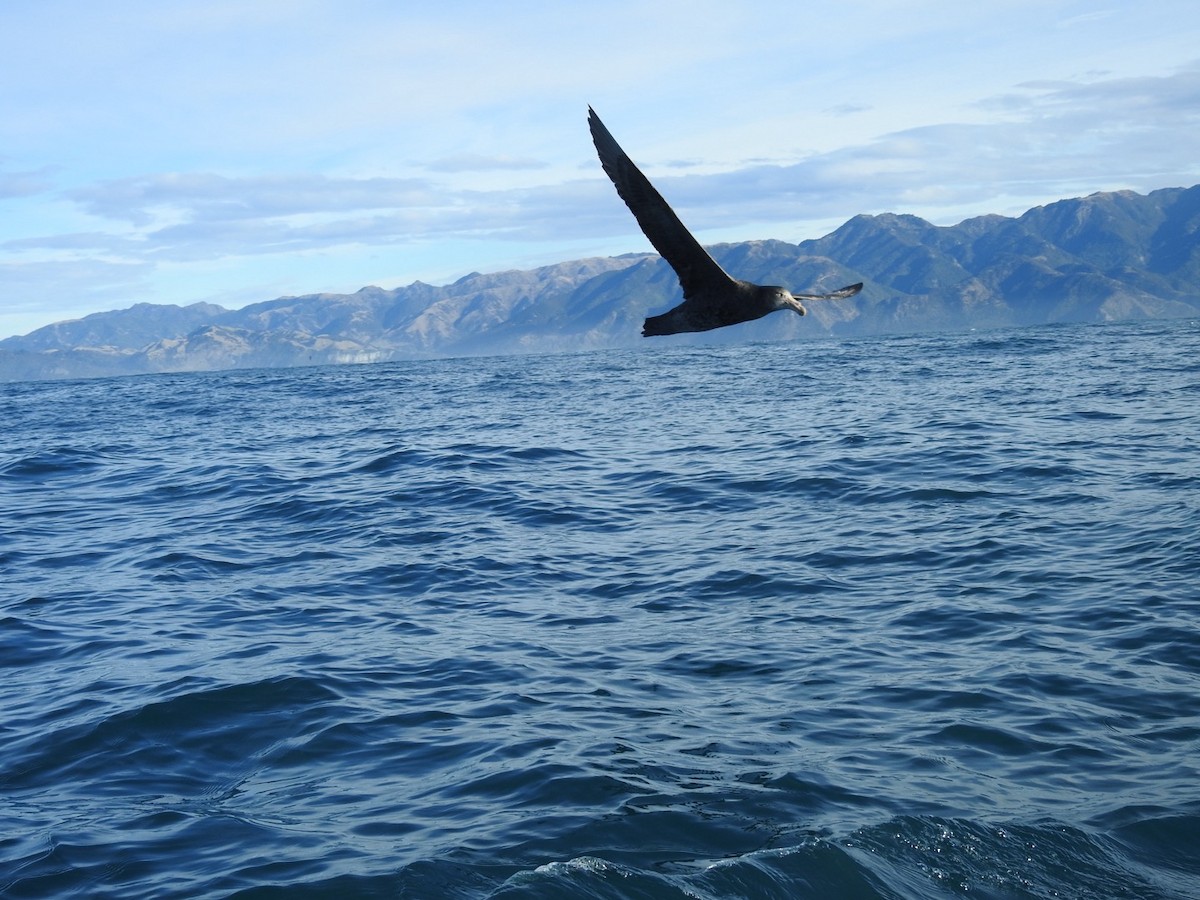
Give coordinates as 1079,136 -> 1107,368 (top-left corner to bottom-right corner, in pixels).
3,185 -> 1198,382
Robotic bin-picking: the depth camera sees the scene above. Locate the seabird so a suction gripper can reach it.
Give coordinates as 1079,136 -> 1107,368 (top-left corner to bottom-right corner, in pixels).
588,106 -> 862,337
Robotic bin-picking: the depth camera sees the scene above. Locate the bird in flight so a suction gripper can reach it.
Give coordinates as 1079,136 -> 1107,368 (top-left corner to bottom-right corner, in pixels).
588,107 -> 862,337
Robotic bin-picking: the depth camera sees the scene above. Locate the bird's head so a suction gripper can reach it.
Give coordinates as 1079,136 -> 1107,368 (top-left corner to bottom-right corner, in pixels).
765,286 -> 807,316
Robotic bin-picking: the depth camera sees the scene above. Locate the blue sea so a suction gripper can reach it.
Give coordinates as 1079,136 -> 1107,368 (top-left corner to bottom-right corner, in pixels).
2,318 -> 1198,899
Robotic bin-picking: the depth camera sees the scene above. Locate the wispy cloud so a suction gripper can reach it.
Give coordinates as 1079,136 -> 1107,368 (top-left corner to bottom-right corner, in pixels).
67,173 -> 440,226
7,64 -> 1198,273
424,155 -> 548,173
0,258 -> 154,336
824,103 -> 873,117
0,165 -> 54,199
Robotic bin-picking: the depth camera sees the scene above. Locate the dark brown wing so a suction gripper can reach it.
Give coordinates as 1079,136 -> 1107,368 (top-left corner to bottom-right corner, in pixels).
588,107 -> 734,300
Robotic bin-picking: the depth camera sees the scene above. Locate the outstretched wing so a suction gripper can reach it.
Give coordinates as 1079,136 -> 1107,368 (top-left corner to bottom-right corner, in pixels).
793,282 -> 864,302
588,107 -> 733,300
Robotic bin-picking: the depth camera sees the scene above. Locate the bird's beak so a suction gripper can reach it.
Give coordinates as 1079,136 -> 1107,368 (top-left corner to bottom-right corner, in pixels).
785,295 -> 808,316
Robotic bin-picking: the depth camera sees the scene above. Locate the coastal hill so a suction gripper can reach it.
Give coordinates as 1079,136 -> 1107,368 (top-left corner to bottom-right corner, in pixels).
3,185 -> 1198,381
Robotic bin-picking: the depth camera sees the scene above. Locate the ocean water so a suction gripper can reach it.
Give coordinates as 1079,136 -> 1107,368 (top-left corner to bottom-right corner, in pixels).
1,318 -> 1198,899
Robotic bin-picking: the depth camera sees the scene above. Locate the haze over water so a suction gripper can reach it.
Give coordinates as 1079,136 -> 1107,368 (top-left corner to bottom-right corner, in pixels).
2,318 -> 1198,898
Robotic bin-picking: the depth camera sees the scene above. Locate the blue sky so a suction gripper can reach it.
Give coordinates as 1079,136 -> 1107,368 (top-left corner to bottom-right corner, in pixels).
2,1 -> 1199,339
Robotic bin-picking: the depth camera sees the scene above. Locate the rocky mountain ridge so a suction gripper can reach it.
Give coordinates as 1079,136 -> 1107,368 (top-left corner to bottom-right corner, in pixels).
3,185 -> 1198,381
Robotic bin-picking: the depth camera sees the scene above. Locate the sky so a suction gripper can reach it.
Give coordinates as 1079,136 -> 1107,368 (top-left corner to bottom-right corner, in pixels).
2,1 -> 1199,340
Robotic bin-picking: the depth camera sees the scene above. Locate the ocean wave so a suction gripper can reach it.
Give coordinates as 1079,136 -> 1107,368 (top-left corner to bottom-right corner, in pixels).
2,320 -> 1198,898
